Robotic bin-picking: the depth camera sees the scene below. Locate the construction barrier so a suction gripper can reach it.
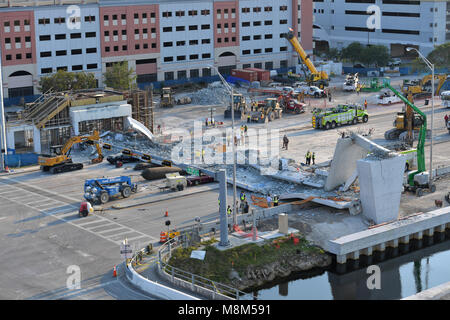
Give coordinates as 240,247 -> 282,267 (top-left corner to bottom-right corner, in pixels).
160,231 -> 167,243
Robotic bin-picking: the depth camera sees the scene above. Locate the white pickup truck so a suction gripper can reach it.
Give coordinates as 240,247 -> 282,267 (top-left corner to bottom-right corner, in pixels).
376,90 -> 401,105
295,85 -> 326,98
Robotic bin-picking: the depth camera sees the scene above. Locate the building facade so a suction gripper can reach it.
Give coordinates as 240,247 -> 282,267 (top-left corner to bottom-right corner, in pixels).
0,0 -> 313,99
313,0 -> 449,57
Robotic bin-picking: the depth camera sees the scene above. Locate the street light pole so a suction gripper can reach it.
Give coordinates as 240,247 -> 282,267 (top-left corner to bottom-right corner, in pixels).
0,47 -> 7,171
208,65 -> 237,226
406,47 -> 434,186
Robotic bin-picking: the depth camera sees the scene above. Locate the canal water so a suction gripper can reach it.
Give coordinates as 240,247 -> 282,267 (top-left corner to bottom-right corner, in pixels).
254,236 -> 450,300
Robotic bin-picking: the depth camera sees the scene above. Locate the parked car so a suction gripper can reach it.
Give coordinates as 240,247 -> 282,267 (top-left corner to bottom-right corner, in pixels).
107,154 -> 141,165
295,85 -> 326,98
186,174 -> 215,186
293,81 -> 308,88
268,82 -> 282,88
281,86 -> 294,94
388,58 -> 402,67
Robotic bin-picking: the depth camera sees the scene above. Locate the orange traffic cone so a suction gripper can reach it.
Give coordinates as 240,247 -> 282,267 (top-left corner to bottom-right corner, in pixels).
164,210 -> 168,217
113,265 -> 117,277
5,166 -> 9,173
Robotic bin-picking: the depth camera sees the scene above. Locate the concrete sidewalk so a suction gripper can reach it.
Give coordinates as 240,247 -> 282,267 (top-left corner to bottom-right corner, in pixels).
0,165 -> 41,177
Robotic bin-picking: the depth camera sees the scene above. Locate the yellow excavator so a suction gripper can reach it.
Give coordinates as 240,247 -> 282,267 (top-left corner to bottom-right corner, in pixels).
38,130 -> 104,174
283,28 -> 329,89
402,74 -> 447,98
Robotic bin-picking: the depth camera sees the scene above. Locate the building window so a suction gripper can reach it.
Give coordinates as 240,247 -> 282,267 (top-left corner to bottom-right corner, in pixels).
188,10 -> 198,16
177,55 -> 186,61
189,25 -> 198,31
57,66 -> 68,71
265,61 -> 273,70
15,53 -> 22,60
201,24 -> 210,30
56,50 -> 67,56
163,27 -> 172,32
54,17 -> 65,24
176,26 -> 185,31
177,70 -> 187,79
105,47 -> 110,52
242,8 -> 250,13
265,34 -> 273,39
39,35 -> 51,41
70,33 -> 82,39
189,40 -> 199,45
202,39 -> 210,44
26,52 -> 32,59
152,43 -> 156,48
114,46 -> 119,51
243,64 -> 251,68
264,6 -> 272,12
265,20 -> 272,26
5,54 -> 11,60
55,34 -> 66,40
218,38 -> 222,43
143,43 -> 148,49
254,63 -> 262,69
72,65 -> 83,71
176,41 -> 186,46
280,60 -> 288,68
242,36 -> 250,41
253,21 -> 261,26
163,42 -> 173,47
162,12 -> 172,18
41,67 -> 52,74
253,7 -> 261,13
87,63 -> 97,69
265,48 -> 273,53
280,5 -> 288,11
86,48 -> 97,53
164,57 -> 173,62
123,45 -> 128,50
242,22 -> 250,27
242,50 -> 250,55
176,11 -> 185,17
202,53 -> 211,59
135,44 -> 140,50
254,35 -> 261,40
85,32 -> 96,38
71,49 -> 82,55
190,54 -> 199,60
38,18 -> 50,25
190,69 -> 199,78
280,19 -> 288,24
254,49 -> 262,54
165,71 -> 174,80
201,10 -> 210,15
84,15 -> 96,22
280,46 -> 288,51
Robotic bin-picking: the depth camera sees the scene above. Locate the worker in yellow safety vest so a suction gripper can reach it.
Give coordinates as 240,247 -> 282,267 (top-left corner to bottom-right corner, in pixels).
273,195 -> 279,207
227,205 -> 232,216
306,151 -> 312,165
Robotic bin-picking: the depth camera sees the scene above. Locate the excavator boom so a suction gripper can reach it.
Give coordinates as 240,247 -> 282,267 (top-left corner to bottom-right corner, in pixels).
382,79 -> 426,176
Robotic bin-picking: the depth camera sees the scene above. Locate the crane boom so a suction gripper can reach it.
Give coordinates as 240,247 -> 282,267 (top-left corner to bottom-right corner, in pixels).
382,79 -> 427,184
283,29 -> 328,88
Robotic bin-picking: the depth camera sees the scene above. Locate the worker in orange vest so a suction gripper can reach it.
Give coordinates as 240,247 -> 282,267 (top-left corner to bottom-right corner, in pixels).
364,99 -> 368,109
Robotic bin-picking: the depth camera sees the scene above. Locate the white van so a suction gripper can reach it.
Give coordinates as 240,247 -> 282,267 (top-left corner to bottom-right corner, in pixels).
440,90 -> 450,108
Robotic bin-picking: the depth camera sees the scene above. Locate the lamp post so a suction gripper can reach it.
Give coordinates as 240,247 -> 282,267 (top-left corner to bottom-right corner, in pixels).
0,47 -> 7,171
208,65 -> 237,226
406,47 -> 434,185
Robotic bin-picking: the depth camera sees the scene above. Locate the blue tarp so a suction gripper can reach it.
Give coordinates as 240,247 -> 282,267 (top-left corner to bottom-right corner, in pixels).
4,153 -> 38,167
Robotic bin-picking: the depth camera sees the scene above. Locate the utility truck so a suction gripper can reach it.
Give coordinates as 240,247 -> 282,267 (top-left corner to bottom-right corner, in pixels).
312,104 -> 368,129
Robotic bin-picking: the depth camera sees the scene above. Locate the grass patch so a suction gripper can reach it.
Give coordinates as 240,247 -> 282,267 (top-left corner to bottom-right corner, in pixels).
168,234 -> 321,285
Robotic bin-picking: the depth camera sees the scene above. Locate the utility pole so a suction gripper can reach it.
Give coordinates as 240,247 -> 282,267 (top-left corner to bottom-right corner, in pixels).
0,46 -> 7,171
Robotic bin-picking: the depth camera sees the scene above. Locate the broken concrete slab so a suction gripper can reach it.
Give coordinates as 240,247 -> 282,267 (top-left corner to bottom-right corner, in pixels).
357,155 -> 406,224
324,137 -> 368,191
279,193 -> 356,210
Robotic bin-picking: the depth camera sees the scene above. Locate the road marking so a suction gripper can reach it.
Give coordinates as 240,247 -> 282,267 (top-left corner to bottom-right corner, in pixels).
0,178 -> 158,245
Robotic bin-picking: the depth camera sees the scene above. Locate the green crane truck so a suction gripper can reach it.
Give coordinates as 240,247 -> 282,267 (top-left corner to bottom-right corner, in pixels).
312,104 -> 368,129
382,79 -> 435,196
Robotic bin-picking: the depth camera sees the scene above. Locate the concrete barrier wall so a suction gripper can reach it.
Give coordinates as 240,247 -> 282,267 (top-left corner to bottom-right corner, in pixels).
125,262 -> 199,300
327,206 -> 450,256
